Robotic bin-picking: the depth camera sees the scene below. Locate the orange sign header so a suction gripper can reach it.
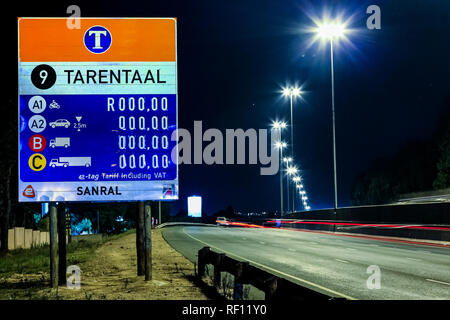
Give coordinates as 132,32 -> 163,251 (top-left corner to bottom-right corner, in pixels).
18,18 -> 176,62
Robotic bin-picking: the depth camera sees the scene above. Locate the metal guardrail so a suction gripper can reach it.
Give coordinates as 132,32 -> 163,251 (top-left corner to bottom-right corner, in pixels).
197,246 -> 342,301
156,222 -> 214,229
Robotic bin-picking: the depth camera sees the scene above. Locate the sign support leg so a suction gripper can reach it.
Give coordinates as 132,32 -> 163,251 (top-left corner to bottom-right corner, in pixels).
144,201 -> 152,281
158,201 -> 161,225
136,201 -> 145,276
49,202 -> 58,288
57,203 -> 67,286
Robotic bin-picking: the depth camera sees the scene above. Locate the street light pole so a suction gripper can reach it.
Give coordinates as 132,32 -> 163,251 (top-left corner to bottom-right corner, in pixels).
290,93 -> 294,160
279,145 -> 284,217
315,20 -> 346,212
292,176 -> 300,212
330,38 -> 338,212
274,122 -> 287,217
284,158 -> 290,213
289,93 -> 295,213
282,86 -> 301,214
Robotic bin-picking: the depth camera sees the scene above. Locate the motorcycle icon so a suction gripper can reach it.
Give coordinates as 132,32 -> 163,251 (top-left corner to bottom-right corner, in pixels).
49,100 -> 60,109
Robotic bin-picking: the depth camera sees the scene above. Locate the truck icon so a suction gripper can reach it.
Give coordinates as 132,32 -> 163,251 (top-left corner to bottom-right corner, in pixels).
49,137 -> 70,148
50,157 -> 91,168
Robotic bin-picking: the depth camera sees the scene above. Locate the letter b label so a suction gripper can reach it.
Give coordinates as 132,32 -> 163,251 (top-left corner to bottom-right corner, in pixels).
29,134 -> 46,152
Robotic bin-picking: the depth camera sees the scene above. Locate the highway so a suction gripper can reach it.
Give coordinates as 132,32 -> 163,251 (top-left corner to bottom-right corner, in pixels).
163,225 -> 450,300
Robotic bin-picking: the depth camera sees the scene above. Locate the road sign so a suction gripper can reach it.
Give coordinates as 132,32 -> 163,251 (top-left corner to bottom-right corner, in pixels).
18,18 -> 178,202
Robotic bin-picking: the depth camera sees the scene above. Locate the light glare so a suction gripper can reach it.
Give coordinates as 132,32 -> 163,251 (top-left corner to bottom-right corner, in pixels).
292,87 -> 301,97
316,21 -> 346,39
275,141 -> 287,149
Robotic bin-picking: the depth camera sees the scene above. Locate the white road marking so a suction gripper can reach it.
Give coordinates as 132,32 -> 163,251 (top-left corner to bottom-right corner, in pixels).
406,257 -> 422,262
335,259 -> 349,264
182,228 -> 357,300
288,248 -> 296,252
346,248 -> 357,251
259,241 -> 266,245
426,279 -> 450,286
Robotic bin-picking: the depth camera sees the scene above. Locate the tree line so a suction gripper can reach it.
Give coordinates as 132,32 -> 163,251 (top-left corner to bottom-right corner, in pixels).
352,97 -> 450,205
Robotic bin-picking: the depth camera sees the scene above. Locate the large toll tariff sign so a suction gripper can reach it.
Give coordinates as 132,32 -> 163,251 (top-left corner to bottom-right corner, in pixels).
18,18 -> 178,202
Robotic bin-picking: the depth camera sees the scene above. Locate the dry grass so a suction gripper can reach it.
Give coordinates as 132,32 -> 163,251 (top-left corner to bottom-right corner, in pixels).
0,229 -> 208,300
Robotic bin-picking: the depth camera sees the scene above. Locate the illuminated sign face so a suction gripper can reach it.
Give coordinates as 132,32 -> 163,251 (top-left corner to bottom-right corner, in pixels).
187,196 -> 202,217
18,18 -> 178,202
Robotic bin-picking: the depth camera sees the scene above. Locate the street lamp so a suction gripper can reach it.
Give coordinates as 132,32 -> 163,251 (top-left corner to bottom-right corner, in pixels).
292,175 -> 301,212
299,193 -> 308,209
273,122 -> 287,214
272,120 -> 287,130
282,86 -> 302,159
275,140 -> 287,216
283,157 -> 293,212
282,86 -> 301,213
315,20 -> 348,212
287,166 -> 298,176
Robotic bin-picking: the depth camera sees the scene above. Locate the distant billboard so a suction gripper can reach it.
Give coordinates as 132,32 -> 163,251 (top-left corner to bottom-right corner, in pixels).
187,196 -> 202,217
18,18 -> 178,202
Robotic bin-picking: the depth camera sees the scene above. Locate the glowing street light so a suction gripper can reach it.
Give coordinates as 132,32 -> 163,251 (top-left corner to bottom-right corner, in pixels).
272,120 -> 287,130
282,86 -> 302,213
292,175 -> 301,211
275,141 -> 287,149
286,166 -> 298,176
282,86 -> 302,98
314,19 -> 349,212
282,156 -> 293,212
316,22 -> 346,40
281,86 -> 302,159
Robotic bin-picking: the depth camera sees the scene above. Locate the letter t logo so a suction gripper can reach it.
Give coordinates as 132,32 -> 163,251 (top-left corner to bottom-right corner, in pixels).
89,30 -> 107,49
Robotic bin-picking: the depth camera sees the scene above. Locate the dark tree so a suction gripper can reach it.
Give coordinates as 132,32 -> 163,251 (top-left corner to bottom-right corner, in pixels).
0,98 -> 17,253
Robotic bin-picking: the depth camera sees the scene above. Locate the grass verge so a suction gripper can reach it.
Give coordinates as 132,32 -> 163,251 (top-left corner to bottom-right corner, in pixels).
0,230 -> 134,278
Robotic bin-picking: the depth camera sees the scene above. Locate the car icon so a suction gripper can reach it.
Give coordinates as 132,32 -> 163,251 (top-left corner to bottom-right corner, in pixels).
49,100 -> 60,109
49,119 -> 70,128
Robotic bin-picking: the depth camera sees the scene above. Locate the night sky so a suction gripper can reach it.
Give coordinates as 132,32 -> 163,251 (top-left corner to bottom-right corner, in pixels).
7,0 -> 450,214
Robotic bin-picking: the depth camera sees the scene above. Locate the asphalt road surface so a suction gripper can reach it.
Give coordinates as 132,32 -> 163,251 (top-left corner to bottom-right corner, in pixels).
163,225 -> 450,300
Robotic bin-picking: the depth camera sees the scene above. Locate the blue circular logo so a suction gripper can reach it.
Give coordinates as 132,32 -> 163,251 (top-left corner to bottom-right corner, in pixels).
84,26 -> 112,54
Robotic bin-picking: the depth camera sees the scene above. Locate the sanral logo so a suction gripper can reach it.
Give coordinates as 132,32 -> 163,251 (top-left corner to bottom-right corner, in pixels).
84,26 -> 112,54
23,185 -> 36,198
